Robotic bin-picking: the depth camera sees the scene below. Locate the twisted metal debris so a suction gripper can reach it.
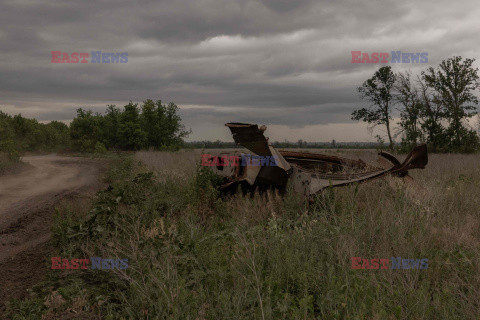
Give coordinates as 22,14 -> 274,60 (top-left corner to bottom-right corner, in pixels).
204,122 -> 428,196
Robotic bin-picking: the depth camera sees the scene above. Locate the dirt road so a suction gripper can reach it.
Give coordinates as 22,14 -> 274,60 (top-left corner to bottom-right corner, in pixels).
0,155 -> 105,311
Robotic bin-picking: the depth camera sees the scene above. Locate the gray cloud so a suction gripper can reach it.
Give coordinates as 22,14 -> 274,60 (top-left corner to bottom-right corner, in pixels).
0,0 -> 479,141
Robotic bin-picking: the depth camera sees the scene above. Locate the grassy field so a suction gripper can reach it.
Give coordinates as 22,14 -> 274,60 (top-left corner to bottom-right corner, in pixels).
6,149 -> 480,319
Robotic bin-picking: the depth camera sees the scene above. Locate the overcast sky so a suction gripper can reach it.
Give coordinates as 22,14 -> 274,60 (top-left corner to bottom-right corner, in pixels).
1,0 -> 479,142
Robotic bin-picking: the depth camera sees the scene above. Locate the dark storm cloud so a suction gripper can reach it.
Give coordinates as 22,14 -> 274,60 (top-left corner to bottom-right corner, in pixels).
0,0 -> 479,140
179,102 -> 355,127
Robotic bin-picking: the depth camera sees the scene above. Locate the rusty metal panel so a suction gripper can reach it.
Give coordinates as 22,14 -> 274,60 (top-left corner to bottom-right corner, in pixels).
268,145 -> 291,172
242,161 -> 262,185
225,123 -> 271,156
392,144 -> 428,172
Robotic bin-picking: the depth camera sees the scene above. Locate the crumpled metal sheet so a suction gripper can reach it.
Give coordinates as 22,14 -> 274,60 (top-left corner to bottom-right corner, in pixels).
225,123 -> 271,156
290,144 -> 428,195
279,150 -> 367,170
208,123 -> 428,196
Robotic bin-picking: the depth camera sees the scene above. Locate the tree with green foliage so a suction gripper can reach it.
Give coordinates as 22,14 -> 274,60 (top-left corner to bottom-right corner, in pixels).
69,99 -> 190,152
351,66 -> 397,149
395,72 -> 424,149
44,121 -> 70,150
416,77 -> 446,152
117,102 -> 147,150
70,109 -> 104,152
0,110 -> 71,153
422,56 -> 480,152
103,105 -> 121,149
0,111 -> 18,161
355,57 -> 480,153
140,99 -> 191,149
0,111 -> 14,144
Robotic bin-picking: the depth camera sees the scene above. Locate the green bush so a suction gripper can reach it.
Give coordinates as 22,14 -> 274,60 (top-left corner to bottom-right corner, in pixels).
94,142 -> 107,154
0,140 -> 20,162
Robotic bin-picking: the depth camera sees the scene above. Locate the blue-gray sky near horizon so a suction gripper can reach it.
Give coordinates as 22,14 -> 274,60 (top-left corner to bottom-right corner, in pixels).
1,0 -> 479,142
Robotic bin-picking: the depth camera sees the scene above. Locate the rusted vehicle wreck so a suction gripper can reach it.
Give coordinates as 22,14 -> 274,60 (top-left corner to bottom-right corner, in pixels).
203,123 -> 428,196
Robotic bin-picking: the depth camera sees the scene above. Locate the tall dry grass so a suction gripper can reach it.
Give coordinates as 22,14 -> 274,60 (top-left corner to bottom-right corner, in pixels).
9,150 -> 480,319
130,149 -> 480,318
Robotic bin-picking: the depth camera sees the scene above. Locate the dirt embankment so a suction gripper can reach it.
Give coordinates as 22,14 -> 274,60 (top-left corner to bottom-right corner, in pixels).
0,155 -> 105,311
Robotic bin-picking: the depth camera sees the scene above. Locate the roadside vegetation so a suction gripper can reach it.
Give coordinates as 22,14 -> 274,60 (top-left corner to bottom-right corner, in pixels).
5,150 -> 480,319
0,151 -> 20,174
70,100 -> 190,152
0,99 -> 189,158
0,111 -> 70,154
0,111 -> 64,174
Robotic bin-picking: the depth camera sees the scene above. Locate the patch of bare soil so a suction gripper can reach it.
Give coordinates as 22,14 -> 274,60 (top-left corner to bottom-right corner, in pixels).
0,155 -> 106,313
0,161 -> 31,177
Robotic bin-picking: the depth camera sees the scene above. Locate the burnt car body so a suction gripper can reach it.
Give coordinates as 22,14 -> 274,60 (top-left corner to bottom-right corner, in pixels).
203,123 -> 428,196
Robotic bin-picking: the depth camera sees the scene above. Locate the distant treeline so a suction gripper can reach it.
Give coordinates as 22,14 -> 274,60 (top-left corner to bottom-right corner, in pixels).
0,99 -> 190,157
186,140 -> 381,149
